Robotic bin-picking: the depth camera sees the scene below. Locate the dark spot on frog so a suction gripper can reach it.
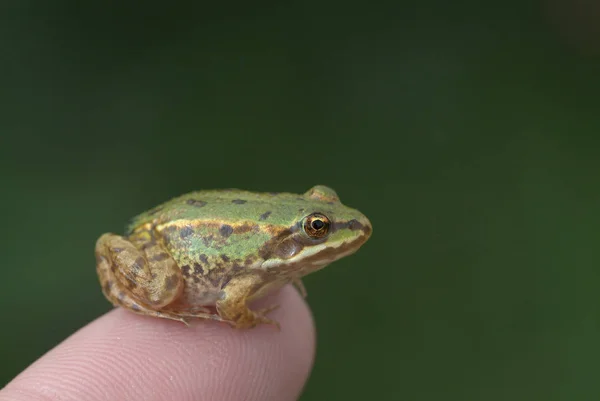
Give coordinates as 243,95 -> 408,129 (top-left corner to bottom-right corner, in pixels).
347,219 -> 361,230
245,255 -> 256,265
165,274 -> 178,291
180,225 -> 194,238
131,304 -> 141,312
273,238 -> 304,259
186,199 -> 207,207
231,262 -> 244,272
220,276 -> 232,288
207,274 -> 222,287
258,228 -> 295,259
333,219 -> 364,232
110,263 -> 117,272
199,254 -> 209,264
103,281 -> 112,294
232,199 -> 247,204
111,247 -> 124,253
162,225 -> 178,233
193,276 -> 201,283
220,254 -> 230,262
133,256 -> 146,271
259,211 -> 272,221
148,206 -> 164,215
219,224 -> 233,238
181,265 -> 192,277
96,254 -> 107,265
201,234 -> 215,247
118,291 -> 125,302
233,223 -> 257,234
126,277 -> 138,289
140,240 -> 157,250
327,201 -> 335,205
150,253 -> 170,262
193,263 -> 204,275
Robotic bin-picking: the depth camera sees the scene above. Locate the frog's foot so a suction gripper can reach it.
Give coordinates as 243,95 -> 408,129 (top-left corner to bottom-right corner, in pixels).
134,310 -> 191,326
253,304 -> 281,330
171,308 -> 232,326
217,301 -> 281,330
234,308 -> 280,330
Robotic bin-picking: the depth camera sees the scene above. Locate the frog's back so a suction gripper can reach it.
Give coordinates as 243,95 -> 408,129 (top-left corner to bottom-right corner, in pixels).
127,189 -> 318,233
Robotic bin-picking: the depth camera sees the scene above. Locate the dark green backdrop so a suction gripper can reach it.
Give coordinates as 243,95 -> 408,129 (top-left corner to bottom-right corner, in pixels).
2,2 -> 600,400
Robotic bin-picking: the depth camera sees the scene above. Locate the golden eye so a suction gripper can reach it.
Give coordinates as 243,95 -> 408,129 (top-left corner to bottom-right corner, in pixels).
303,213 -> 331,239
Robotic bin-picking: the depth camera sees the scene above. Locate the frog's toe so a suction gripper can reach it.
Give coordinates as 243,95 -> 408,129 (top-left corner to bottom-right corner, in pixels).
253,314 -> 281,330
245,305 -> 281,330
179,311 -> 228,324
256,303 -> 280,316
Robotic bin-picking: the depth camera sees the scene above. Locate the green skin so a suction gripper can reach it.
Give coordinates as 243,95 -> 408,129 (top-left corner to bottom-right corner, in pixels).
95,185 -> 372,329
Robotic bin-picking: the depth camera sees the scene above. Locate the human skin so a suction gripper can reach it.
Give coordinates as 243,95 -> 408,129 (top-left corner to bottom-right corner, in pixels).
0,286 -> 315,401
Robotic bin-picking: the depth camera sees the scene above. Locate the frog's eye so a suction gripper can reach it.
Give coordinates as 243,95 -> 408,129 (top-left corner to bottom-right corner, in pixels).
303,213 -> 331,239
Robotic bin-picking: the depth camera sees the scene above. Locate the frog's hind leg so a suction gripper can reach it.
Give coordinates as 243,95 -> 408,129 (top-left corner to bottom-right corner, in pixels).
100,274 -> 190,325
95,232 -> 186,323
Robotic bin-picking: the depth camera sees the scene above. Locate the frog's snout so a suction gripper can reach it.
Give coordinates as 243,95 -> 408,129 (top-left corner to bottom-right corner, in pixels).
359,215 -> 372,240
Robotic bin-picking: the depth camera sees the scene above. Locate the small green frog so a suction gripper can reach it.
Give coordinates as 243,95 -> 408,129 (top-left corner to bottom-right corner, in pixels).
95,185 -> 372,329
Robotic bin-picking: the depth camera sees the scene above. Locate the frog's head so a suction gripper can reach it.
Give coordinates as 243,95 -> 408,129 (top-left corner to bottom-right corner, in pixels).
260,185 -> 372,275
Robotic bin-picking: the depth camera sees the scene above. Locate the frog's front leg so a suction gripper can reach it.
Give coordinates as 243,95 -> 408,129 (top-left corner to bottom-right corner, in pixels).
216,275 -> 281,329
95,231 -> 186,323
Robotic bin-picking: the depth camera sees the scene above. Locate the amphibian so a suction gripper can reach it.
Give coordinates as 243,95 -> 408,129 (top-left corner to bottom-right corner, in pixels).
95,185 -> 372,329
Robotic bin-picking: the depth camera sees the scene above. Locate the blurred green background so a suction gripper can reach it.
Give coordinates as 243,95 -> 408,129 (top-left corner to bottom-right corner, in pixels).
2,1 -> 600,400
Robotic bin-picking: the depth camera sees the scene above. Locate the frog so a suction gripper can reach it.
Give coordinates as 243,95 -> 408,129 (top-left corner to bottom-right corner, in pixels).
95,185 -> 372,329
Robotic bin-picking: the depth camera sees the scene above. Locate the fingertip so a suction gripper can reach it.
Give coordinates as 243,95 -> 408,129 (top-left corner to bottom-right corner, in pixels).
1,285 -> 315,401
